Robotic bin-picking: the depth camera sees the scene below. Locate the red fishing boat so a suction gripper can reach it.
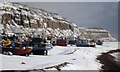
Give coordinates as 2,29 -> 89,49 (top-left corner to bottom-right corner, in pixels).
51,38 -> 68,46
1,41 -> 33,55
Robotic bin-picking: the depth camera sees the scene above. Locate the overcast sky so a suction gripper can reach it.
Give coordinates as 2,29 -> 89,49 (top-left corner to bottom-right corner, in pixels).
19,2 -> 118,39
3,0 -> 120,2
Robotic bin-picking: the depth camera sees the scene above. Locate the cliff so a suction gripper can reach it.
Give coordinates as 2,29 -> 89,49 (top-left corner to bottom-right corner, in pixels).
0,2 -> 116,41
0,2 -> 80,37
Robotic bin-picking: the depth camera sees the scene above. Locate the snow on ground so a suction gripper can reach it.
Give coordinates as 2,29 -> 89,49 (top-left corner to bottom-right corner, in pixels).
111,53 -> 120,62
0,42 -> 118,70
0,53 -> 2,70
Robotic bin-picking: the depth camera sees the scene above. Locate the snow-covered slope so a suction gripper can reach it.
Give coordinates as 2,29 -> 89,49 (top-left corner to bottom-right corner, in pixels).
0,42 -> 118,70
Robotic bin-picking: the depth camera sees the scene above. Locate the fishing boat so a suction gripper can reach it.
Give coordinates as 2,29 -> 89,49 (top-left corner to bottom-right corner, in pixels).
89,40 -> 96,47
68,40 -> 77,45
76,39 -> 90,47
96,40 -> 103,45
51,38 -> 68,46
31,37 -> 53,55
1,41 -> 33,55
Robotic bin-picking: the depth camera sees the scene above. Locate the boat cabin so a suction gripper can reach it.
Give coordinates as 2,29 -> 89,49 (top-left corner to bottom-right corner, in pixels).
51,38 -> 67,46
76,39 -> 90,47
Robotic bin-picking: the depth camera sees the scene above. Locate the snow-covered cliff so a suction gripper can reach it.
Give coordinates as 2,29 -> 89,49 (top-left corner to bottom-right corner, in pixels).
0,2 -> 80,37
0,2 -> 116,41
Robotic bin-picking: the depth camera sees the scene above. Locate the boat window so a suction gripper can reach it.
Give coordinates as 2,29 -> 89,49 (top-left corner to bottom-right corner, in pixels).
90,40 -> 95,43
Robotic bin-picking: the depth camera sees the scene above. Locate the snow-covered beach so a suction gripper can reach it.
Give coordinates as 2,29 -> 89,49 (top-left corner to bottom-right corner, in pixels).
0,42 -> 119,71
0,1 -> 118,72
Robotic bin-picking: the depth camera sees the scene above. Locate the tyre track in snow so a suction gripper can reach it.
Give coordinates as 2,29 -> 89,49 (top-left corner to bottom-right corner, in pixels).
32,47 -> 79,71
65,48 -> 79,55
33,62 -> 71,71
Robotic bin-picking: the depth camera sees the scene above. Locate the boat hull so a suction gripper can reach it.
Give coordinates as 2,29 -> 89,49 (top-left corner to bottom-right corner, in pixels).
1,47 -> 32,55
76,44 -> 90,47
56,43 -> 67,46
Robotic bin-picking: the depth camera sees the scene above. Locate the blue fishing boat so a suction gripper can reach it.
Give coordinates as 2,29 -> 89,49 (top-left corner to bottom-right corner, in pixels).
76,39 -> 90,47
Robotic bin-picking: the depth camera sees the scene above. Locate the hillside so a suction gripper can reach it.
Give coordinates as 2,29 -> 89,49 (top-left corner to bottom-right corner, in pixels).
0,2 -> 116,41
0,2 -> 80,37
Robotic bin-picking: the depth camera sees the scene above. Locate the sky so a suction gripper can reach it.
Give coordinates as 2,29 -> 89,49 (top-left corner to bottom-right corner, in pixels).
19,2 -> 118,39
2,0 -> 120,2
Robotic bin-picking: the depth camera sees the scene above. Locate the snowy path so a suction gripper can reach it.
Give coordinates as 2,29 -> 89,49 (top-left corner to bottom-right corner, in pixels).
0,42 -> 118,70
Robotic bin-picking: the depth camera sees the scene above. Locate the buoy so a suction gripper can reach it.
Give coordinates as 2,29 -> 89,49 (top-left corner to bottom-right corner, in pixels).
22,47 -> 26,50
